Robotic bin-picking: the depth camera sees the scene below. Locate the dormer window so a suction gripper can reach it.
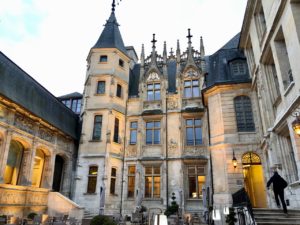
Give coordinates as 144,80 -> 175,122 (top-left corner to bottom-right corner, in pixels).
100,55 -> 108,63
184,80 -> 200,98
147,83 -> 160,101
119,59 -> 124,67
231,60 -> 247,76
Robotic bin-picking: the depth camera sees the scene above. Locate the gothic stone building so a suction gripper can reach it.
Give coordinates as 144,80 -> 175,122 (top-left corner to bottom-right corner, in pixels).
0,52 -> 80,216
73,7 -> 264,220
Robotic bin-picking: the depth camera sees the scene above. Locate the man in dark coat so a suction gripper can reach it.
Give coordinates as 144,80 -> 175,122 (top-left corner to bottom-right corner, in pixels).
267,171 -> 288,213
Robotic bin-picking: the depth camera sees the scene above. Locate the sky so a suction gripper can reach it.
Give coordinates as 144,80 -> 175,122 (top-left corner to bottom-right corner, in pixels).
0,0 -> 247,97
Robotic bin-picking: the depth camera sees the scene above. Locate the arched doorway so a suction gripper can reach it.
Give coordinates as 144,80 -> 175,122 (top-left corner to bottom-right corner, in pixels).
52,155 -> 64,192
31,149 -> 45,187
242,152 -> 267,208
4,140 -> 24,185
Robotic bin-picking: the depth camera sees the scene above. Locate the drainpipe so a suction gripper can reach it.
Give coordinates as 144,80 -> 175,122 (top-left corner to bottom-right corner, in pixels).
165,93 -> 169,207
120,94 -> 128,216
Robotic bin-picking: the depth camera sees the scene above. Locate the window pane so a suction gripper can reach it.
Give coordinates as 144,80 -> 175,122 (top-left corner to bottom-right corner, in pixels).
153,166 -> 160,174
145,177 -> 152,198
111,168 -> 117,177
195,119 -> 201,126
192,80 -> 199,85
153,176 -> 160,198
146,130 -> 152,144
189,176 -> 197,198
100,55 -> 108,62
116,84 -> 122,97
154,90 -> 160,100
186,119 -> 193,126
146,122 -> 154,129
198,176 -> 206,198
128,176 -> 135,198
110,178 -> 116,194
130,130 -> 137,144
145,167 -> 152,175
195,127 -> 202,145
89,166 -> 98,175
113,118 -> 119,143
87,177 -> 97,193
154,130 -> 160,144
131,122 -> 137,129
65,100 -> 71,108
128,166 -> 136,174
95,115 -> 102,122
186,128 -> 194,145
147,84 -> 153,90
193,87 -> 200,97
154,83 -> 160,89
184,81 -> 191,87
154,121 -> 161,128
97,81 -> 105,94
184,87 -> 192,98
147,91 -> 154,101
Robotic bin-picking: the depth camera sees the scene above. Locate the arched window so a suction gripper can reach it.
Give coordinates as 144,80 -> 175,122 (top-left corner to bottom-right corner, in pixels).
242,152 -> 261,165
31,149 -> 45,187
87,166 -> 98,193
234,96 -> 255,132
4,141 -> 24,185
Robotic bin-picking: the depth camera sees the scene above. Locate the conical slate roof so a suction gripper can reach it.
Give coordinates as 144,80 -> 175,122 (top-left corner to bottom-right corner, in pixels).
92,12 -> 127,55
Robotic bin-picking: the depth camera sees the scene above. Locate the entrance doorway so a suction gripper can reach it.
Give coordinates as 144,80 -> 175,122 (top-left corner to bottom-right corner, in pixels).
52,155 -> 64,192
242,152 -> 267,208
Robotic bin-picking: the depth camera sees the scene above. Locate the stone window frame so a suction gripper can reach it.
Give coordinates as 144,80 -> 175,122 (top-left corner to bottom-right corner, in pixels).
87,165 -> 98,194
234,95 -> 255,132
144,165 -> 161,199
96,81 -> 106,95
183,79 -> 200,98
110,167 -> 117,195
99,55 -> 108,63
185,118 -> 203,146
127,165 -> 136,198
92,115 -> 103,141
146,82 -> 161,101
129,121 -> 138,145
186,165 -> 206,199
145,120 -> 161,145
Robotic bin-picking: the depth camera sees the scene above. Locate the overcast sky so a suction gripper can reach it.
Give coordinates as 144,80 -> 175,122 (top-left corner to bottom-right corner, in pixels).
0,0 -> 247,97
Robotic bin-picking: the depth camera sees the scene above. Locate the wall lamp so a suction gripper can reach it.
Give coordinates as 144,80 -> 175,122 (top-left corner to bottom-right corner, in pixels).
232,150 -> 237,169
292,112 -> 300,136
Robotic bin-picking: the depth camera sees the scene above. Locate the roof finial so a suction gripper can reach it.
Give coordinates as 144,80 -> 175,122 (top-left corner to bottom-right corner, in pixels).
112,0 -> 122,12
187,28 -> 193,44
151,33 -> 157,49
170,48 -> 174,56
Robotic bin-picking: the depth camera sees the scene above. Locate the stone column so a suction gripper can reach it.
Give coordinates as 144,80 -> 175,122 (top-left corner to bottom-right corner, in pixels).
19,141 -> 37,186
41,155 -> 55,189
61,158 -> 72,197
0,130 -> 12,183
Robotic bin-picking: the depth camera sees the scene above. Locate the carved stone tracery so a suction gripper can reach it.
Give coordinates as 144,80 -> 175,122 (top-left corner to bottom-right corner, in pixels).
14,114 -> 35,135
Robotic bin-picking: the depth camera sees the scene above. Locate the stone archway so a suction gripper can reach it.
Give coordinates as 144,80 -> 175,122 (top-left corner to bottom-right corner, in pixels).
52,155 -> 65,192
242,152 -> 267,208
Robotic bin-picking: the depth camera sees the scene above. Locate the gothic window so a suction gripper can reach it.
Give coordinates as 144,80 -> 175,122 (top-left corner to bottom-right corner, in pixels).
187,165 -> 206,199
145,165 -> 160,198
146,121 -> 161,144
31,149 -> 45,187
4,140 -> 24,185
97,81 -> 105,94
87,166 -> 98,193
113,118 -> 120,143
130,122 -> 138,145
231,60 -> 247,76
119,59 -> 124,67
147,83 -> 161,101
116,84 -> 122,98
92,115 -> 102,140
234,96 -> 255,132
184,80 -> 200,98
186,118 -> 202,146
110,167 -> 117,194
127,165 -> 136,198
100,55 -> 108,62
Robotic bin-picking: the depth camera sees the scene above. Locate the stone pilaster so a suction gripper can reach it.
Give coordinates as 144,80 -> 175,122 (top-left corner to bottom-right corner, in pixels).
0,130 -> 12,183
41,155 -> 55,189
19,141 -> 37,186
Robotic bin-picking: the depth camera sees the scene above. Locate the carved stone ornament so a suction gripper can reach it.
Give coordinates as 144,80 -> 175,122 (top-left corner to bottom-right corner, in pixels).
167,100 -> 178,110
168,139 -> 178,154
184,69 -> 199,78
0,105 -> 6,121
147,72 -> 160,82
126,146 -> 137,157
57,136 -> 69,150
14,113 -> 35,135
38,126 -> 54,143
184,147 -> 206,156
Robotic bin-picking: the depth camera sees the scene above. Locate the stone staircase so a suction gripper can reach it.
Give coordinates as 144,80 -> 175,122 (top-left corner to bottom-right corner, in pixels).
253,208 -> 300,225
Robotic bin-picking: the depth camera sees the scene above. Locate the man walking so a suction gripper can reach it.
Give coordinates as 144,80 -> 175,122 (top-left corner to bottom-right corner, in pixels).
267,171 -> 288,214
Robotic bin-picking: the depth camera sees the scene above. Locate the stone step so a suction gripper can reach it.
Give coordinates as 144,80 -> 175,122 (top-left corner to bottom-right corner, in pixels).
253,208 -> 300,225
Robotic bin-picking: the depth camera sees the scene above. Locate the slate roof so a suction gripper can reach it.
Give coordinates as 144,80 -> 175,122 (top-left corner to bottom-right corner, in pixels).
127,34 -> 251,98
0,52 -> 79,139
92,12 -> 127,56
58,92 -> 83,100
204,33 -> 251,89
